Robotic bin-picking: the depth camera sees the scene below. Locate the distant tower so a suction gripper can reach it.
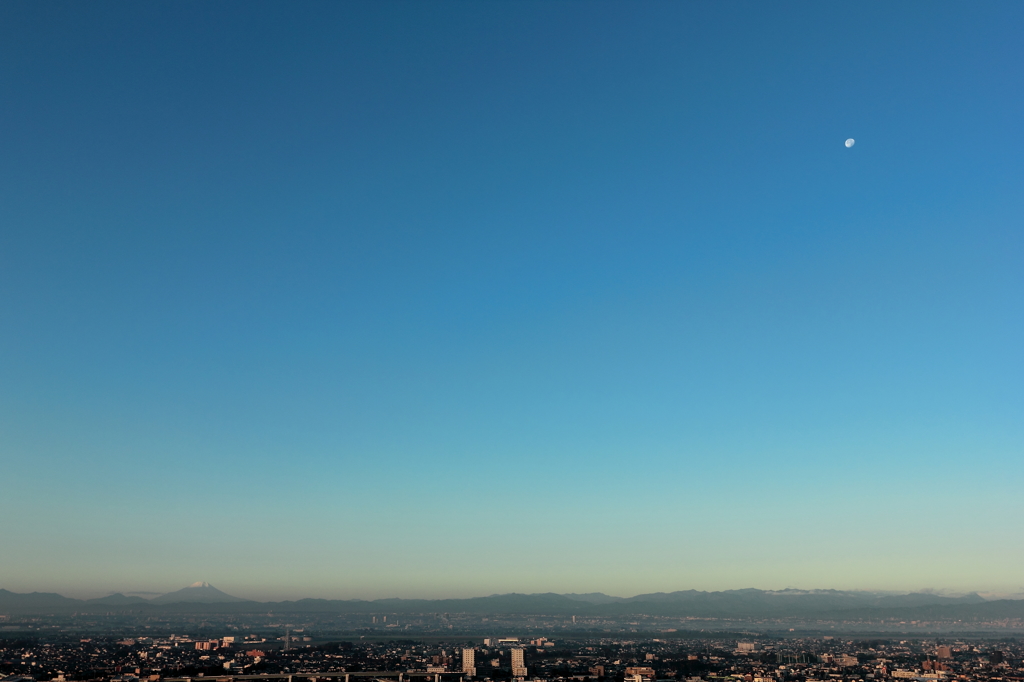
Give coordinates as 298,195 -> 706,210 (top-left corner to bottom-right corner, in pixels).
284,628 -> 290,651
462,648 -> 476,677
511,648 -> 527,678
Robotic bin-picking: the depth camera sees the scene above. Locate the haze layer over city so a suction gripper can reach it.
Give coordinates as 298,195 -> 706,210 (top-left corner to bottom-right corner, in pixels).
2,0 -> 1023,628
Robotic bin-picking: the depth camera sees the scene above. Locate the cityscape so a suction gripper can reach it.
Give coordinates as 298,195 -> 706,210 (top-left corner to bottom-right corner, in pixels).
2,5 -> 1022,682
4,585 -> 1024,682
3,603 -> 1024,682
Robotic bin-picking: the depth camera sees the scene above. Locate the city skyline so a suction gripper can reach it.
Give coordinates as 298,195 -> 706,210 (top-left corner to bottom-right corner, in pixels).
1,2 -> 1022,600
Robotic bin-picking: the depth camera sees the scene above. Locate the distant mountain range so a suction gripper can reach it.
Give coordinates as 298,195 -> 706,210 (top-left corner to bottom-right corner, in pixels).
0,582 -> 245,613
148,582 -> 248,605
2,585 -> 1023,621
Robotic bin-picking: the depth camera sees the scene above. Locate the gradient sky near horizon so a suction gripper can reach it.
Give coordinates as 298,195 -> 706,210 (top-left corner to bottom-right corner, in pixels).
1,1 -> 1023,602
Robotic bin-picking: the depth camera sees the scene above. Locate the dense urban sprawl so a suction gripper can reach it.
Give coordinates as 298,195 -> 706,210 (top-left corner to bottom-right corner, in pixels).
2,633 -> 1022,682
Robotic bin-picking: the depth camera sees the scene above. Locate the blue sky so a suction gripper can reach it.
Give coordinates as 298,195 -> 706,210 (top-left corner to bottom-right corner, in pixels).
1,1 -> 1022,601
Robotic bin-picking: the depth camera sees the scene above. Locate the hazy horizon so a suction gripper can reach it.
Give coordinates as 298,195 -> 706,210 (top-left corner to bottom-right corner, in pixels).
9,583 -> 1024,605
2,2 -> 1022,601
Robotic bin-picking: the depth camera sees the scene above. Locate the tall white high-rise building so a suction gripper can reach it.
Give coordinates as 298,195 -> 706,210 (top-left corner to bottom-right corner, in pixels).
511,648 -> 527,678
462,648 -> 476,677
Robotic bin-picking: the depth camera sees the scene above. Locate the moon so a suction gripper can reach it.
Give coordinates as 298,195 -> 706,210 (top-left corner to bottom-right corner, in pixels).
845,138 -> 855,148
